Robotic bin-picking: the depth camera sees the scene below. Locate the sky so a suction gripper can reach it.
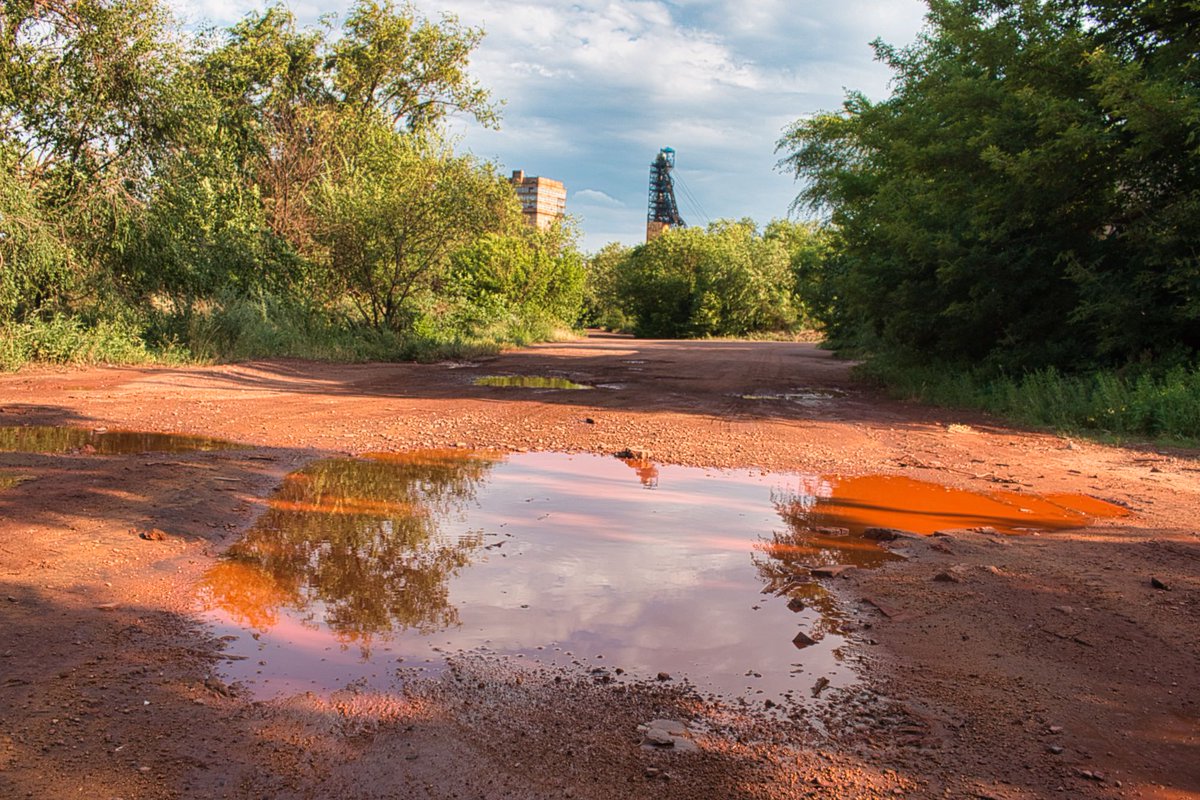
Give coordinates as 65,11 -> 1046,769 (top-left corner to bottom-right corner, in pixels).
172,0 -> 930,252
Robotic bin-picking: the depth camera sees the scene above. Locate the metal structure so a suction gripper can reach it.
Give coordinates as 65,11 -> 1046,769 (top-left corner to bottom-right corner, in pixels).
646,147 -> 685,241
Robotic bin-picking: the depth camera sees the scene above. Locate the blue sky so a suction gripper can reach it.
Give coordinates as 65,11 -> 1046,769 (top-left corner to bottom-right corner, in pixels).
174,0 -> 929,252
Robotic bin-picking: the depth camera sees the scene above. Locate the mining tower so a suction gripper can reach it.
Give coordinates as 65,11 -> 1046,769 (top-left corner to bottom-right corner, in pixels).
646,147 -> 685,242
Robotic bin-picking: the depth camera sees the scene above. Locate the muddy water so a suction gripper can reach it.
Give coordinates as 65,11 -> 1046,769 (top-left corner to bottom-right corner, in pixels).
474,375 -> 592,390
198,453 -> 1125,703
0,426 -> 244,454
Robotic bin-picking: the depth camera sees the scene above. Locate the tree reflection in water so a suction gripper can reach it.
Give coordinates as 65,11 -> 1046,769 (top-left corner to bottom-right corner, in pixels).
198,449 -> 499,652
753,482 -> 902,643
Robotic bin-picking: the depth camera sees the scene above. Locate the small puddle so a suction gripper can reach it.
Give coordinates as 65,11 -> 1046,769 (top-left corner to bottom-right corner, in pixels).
474,375 -> 592,390
739,388 -> 847,405
0,471 -> 31,491
0,426 -> 247,454
198,454 -> 1126,703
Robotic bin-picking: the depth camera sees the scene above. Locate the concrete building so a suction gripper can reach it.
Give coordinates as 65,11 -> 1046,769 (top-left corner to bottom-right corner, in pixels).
511,170 -> 566,230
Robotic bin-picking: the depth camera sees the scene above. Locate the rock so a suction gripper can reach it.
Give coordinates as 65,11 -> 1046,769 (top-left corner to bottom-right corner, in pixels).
787,597 -> 806,613
793,631 -> 817,649
1047,745 -> 1064,754
810,565 -> 855,578
1151,577 -> 1171,591
615,447 -> 651,460
138,528 -> 167,541
864,527 -> 907,541
656,672 -> 672,682
811,677 -> 830,697
95,603 -> 119,611
644,728 -> 675,746
639,720 -> 698,752
1075,769 -> 1105,782
1052,605 -> 1074,615
646,719 -> 687,735
814,526 -> 850,537
933,565 -> 969,583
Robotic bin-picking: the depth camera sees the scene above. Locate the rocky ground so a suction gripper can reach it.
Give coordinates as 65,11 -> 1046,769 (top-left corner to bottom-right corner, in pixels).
0,333 -> 1196,799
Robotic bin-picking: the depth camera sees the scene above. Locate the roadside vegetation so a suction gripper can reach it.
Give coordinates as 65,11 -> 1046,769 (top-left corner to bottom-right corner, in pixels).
583,219 -> 830,339
770,0 -> 1200,442
0,0 -> 584,370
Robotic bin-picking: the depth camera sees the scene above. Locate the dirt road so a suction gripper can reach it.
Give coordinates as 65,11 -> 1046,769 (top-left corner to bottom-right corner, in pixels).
0,334 -> 1196,799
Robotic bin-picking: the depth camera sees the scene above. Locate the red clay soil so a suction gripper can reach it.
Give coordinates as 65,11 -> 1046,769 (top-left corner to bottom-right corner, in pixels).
0,333 -> 1196,799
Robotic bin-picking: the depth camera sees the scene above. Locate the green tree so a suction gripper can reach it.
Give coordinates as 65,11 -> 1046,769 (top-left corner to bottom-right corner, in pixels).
582,242 -> 633,329
311,126 -> 518,332
778,0 -> 1200,369
616,221 -> 801,338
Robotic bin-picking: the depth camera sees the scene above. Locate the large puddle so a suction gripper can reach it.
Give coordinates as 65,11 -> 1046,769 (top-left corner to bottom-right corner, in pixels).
197,452 -> 1125,703
0,426 -> 245,454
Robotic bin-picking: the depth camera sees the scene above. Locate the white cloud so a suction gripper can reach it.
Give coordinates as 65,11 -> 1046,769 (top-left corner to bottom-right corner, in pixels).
169,0 -> 928,251
574,189 -> 625,208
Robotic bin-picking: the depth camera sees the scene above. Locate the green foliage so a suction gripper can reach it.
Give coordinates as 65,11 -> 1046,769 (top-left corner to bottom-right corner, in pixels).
0,316 -> 163,372
448,221 -> 586,329
582,242 -> 633,330
0,0 -> 581,368
778,0 -> 1200,371
615,221 -> 803,338
311,127 -> 520,332
865,358 -> 1200,443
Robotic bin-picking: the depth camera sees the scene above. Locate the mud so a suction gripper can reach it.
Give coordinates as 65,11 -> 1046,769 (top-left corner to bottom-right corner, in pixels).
0,333 -> 1197,799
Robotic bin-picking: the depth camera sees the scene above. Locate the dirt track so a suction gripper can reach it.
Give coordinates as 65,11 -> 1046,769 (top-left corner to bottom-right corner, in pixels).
0,333 -> 1197,799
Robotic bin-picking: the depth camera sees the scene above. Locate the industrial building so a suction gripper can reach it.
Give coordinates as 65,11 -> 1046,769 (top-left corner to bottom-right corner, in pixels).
646,147 -> 685,242
511,170 -> 566,229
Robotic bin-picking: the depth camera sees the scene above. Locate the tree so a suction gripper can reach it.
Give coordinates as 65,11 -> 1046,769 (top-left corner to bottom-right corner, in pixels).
778,0 -> 1200,370
616,221 -> 801,338
311,126 -> 518,332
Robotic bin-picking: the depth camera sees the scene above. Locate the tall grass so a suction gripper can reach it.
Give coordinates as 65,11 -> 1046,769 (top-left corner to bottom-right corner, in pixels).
866,360 -> 1200,443
0,316 -> 172,371
1,297 -> 580,372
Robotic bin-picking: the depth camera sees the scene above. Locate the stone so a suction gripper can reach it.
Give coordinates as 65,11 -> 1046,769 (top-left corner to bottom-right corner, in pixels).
1151,577 -> 1170,591
793,631 -> 817,649
656,672 -> 672,682
644,728 -> 675,747
933,565 -> 969,583
810,565 -> 854,578
138,528 -> 167,541
787,597 -> 806,613
646,719 -> 687,736
864,527 -> 906,541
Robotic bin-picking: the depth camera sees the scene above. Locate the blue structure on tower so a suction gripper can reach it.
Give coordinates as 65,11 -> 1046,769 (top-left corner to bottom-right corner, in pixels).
646,147 -> 685,240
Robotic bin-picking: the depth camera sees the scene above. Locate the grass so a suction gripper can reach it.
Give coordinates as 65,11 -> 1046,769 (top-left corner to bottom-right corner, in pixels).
1,299 -> 581,372
864,358 -> 1200,445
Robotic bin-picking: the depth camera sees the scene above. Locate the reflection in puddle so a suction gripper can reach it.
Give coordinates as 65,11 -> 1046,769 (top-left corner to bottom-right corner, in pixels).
199,454 -> 1125,702
0,471 -> 31,491
779,474 -> 1128,535
474,375 -> 592,390
739,388 -> 847,405
0,426 -> 246,454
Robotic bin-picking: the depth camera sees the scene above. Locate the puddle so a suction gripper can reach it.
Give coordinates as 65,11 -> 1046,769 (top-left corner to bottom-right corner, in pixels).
739,388 -> 847,405
0,426 -> 246,454
474,376 -> 592,390
0,471 -> 31,491
198,454 -> 1125,703
783,475 -> 1128,535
